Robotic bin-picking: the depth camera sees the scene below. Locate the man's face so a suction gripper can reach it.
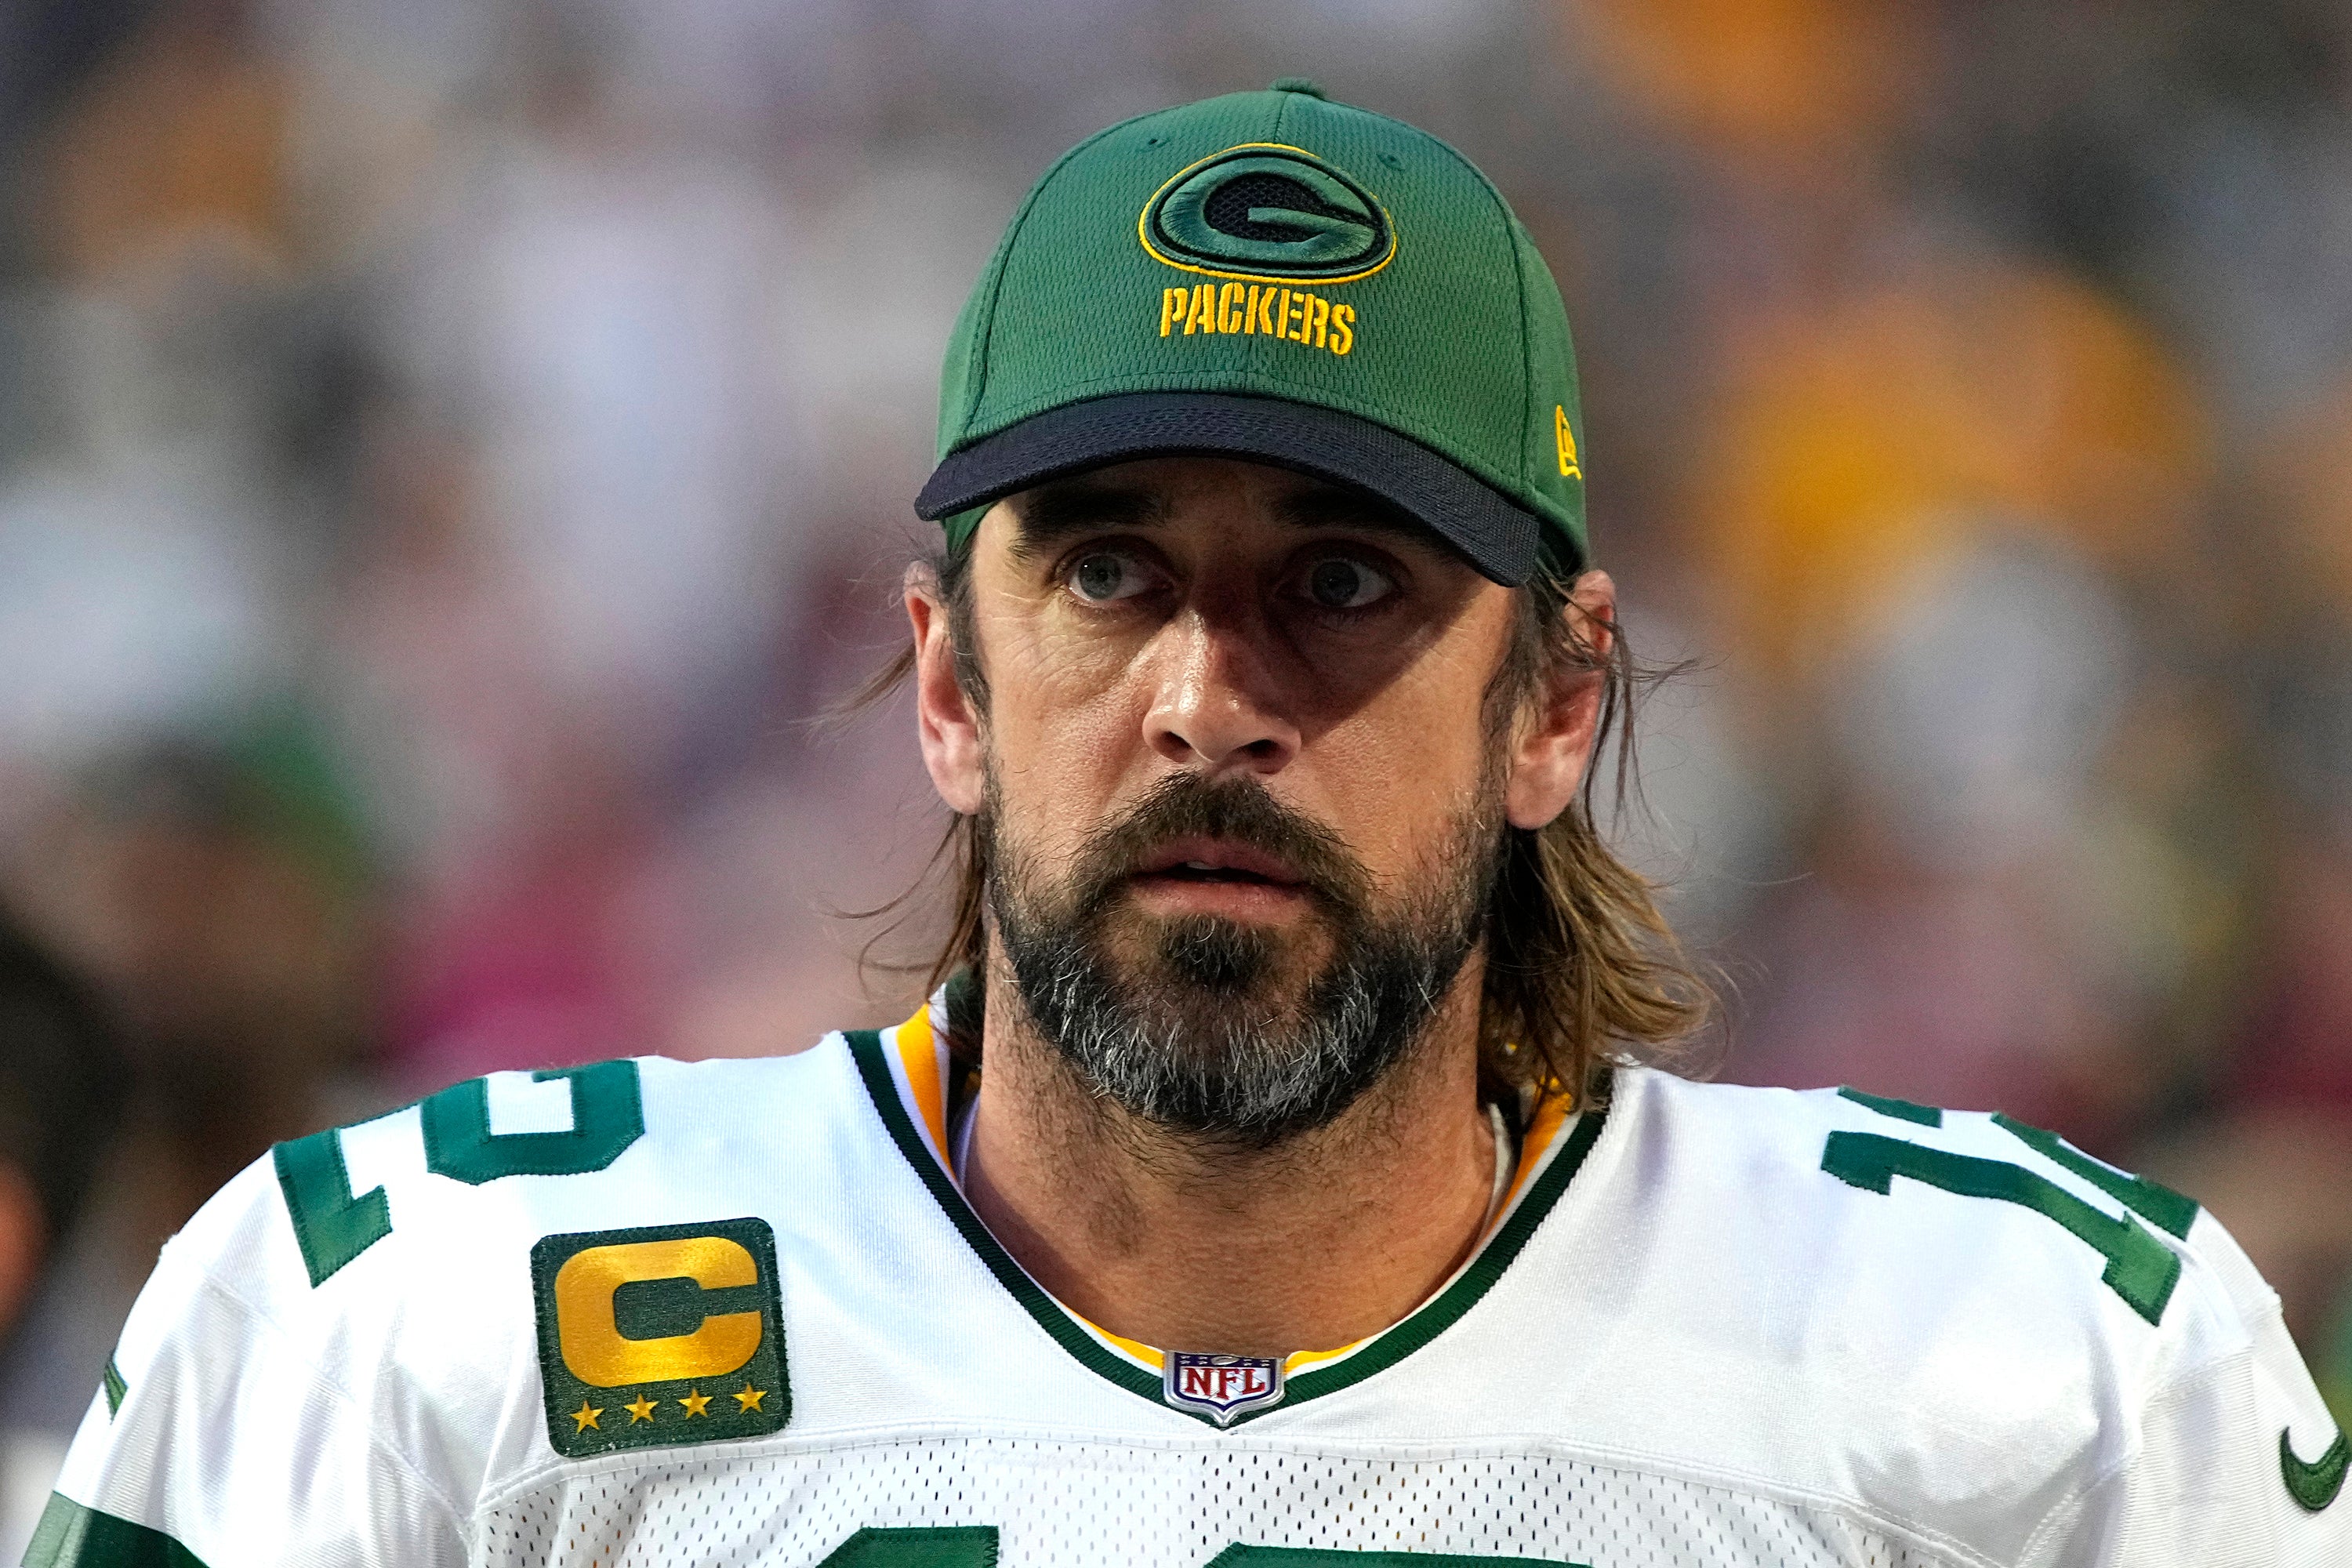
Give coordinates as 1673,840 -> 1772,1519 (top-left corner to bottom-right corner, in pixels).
916,457 -> 1548,1144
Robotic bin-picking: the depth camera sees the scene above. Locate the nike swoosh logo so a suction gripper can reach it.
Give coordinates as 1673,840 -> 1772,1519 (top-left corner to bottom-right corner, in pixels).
2281,1424 -> 2350,1512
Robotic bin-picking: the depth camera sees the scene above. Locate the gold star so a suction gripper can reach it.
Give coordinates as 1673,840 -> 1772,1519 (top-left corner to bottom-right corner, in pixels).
732,1383 -> 767,1414
571,1401 -> 603,1432
678,1389 -> 711,1418
624,1395 -> 657,1424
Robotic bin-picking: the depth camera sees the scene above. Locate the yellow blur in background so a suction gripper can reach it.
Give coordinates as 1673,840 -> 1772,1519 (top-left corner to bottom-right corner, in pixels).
2,0 -> 2350,1548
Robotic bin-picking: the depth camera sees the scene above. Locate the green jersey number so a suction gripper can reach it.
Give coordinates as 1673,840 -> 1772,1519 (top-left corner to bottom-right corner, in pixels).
817,1529 -> 1581,1566
421,1060 -> 645,1183
275,1062 -> 645,1287
1825,1090 -> 2197,1325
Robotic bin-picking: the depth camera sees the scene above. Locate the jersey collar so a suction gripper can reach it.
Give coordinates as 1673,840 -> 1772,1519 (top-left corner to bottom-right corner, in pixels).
846,994 -> 1605,1428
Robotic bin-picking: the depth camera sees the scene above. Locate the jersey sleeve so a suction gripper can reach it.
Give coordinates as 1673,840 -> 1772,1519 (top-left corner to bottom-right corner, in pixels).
2036,1214 -> 2352,1568
27,1160 -> 469,1568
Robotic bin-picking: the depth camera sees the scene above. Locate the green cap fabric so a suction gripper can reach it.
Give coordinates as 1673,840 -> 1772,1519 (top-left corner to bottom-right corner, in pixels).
915,81 -> 1588,585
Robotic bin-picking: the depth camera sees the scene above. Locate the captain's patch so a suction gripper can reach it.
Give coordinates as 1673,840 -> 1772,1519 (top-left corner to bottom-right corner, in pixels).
532,1217 -> 788,1458
1163,1351 -> 1286,1425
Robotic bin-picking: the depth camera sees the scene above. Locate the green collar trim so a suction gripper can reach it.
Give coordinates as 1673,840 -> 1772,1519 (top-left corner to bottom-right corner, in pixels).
1281,1102 -> 1602,1407
848,1029 -> 1165,1406
845,1028 -> 1604,1428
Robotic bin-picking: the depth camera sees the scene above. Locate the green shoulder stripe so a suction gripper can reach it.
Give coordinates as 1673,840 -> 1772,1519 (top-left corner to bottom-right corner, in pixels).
24,1494 -> 211,1568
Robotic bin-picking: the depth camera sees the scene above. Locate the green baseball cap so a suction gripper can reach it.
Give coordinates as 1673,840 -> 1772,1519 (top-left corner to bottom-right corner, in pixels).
915,79 -> 1588,586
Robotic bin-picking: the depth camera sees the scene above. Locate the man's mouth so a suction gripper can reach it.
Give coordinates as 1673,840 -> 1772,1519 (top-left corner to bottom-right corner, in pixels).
1131,837 -> 1307,891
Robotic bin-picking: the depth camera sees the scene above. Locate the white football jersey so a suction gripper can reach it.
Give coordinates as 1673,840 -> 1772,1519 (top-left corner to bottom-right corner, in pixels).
28,996 -> 2351,1567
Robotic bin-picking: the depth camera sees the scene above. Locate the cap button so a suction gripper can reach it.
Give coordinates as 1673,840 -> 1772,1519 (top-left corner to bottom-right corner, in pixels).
1269,77 -> 1327,98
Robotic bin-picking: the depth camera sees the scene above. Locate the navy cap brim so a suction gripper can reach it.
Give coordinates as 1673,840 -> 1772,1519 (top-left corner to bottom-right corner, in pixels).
913,392 -> 1556,586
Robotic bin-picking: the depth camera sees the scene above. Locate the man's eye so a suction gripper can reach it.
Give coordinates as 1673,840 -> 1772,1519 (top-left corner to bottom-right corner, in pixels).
1303,557 -> 1393,611
1067,551 -> 1152,603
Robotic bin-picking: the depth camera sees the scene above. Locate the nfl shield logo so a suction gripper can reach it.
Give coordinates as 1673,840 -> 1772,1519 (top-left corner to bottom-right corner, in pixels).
1162,1352 -> 1286,1425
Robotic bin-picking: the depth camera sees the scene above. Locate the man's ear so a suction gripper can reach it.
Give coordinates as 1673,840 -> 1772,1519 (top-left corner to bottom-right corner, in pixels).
1503,569 -> 1617,831
910,561 -> 986,815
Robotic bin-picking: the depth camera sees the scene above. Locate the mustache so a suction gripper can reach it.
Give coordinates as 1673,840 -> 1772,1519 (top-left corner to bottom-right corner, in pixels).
1065,774 -> 1374,919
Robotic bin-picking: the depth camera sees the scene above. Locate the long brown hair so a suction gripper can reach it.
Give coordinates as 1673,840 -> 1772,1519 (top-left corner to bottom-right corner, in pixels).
841,540 -> 1715,1112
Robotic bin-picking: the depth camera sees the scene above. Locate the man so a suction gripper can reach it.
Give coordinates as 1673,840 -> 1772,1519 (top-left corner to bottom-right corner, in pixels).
28,82 -> 2349,1568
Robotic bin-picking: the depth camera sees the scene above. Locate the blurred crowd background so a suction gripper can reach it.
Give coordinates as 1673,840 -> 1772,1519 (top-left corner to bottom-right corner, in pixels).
5,0 -> 2352,1545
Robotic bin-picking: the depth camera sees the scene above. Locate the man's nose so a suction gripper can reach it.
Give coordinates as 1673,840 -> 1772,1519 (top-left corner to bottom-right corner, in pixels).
1141,609 -> 1299,775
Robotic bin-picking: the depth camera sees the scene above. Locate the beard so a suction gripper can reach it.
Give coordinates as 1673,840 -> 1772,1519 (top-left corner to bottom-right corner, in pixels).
984,769 -> 1505,1149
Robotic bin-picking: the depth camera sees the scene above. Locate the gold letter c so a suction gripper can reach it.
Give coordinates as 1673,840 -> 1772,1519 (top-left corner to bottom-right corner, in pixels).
554,1236 -> 763,1388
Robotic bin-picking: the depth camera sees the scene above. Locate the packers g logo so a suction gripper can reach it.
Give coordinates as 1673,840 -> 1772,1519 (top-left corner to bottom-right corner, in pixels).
532,1218 -> 788,1457
1140,143 -> 1396,284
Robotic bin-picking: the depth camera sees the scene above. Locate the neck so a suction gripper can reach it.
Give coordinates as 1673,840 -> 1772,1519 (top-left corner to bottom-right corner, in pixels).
960,949 -> 1497,1358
